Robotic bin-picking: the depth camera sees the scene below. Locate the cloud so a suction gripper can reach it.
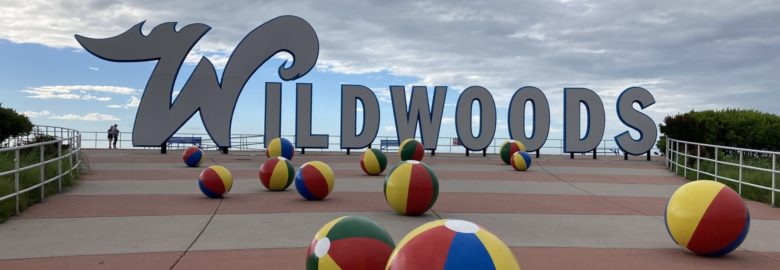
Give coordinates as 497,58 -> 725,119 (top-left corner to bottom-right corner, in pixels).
20,85 -> 137,101
442,117 -> 454,124
88,66 -> 99,71
384,125 -> 395,132
108,96 -> 141,109
21,111 -> 119,121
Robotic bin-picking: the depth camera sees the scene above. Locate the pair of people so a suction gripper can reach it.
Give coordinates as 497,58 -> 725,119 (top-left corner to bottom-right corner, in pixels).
107,124 -> 120,149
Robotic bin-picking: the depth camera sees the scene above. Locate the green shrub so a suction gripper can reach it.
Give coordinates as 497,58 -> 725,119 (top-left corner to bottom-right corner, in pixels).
0,104 -> 34,144
659,109 -> 780,151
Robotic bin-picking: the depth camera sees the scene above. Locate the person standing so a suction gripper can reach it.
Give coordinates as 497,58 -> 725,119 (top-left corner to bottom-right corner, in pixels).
111,124 -> 120,149
107,125 -> 115,149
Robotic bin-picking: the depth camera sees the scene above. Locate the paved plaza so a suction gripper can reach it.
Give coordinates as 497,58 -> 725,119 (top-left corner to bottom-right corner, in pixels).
0,149 -> 778,269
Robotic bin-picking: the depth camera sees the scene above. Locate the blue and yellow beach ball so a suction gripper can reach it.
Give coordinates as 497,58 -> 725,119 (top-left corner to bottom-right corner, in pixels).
198,165 -> 233,198
386,219 -> 521,270
499,140 -> 526,165
266,137 -> 295,160
295,161 -> 335,200
361,148 -> 388,176
510,152 -> 532,171
307,216 -> 396,270
258,157 -> 295,191
399,139 -> 424,161
665,180 -> 750,256
384,160 -> 439,216
182,146 -> 204,167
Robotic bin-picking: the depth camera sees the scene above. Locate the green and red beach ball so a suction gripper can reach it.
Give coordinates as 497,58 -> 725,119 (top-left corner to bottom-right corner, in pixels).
306,216 -> 395,269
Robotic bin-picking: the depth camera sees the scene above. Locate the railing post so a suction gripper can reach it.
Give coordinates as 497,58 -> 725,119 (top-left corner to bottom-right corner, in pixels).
14,149 -> 20,215
675,141 -> 680,174
683,142 -> 688,179
40,144 -> 45,202
714,146 -> 719,182
696,144 -> 700,180
772,154 -> 776,208
58,141 -> 62,192
738,150 -> 743,195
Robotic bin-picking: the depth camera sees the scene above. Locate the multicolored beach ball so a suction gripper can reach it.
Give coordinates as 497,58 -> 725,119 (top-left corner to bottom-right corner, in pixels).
665,180 -> 750,256
510,152 -> 532,171
499,140 -> 526,165
182,145 -> 204,167
266,137 -> 295,160
384,160 -> 439,216
386,219 -> 521,270
295,161 -> 335,200
307,216 -> 396,270
399,139 -> 424,161
198,165 -> 233,198
258,157 -> 295,191
360,148 -> 388,176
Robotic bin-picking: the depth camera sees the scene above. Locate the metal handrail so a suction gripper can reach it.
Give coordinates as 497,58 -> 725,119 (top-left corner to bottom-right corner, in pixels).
665,137 -> 778,207
0,125 -> 82,215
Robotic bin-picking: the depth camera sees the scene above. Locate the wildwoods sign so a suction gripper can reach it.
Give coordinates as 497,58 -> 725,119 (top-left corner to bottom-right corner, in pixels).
76,16 -> 657,155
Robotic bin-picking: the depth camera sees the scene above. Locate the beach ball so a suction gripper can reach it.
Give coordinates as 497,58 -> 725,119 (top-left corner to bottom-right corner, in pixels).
510,152 -> 532,171
182,146 -> 204,167
384,160 -> 438,216
399,139 -> 424,161
307,216 -> 396,269
258,157 -> 295,191
198,165 -> 233,198
266,137 -> 295,160
295,161 -> 335,200
499,140 -> 526,165
361,148 -> 388,176
665,180 -> 750,256
387,219 -> 521,270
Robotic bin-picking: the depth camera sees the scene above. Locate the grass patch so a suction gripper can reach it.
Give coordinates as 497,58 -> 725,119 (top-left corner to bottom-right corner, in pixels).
0,145 -> 80,223
670,146 -> 778,206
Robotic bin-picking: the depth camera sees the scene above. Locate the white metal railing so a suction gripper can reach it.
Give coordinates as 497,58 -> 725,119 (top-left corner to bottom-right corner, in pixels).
666,137 -> 778,207
0,125 -> 82,215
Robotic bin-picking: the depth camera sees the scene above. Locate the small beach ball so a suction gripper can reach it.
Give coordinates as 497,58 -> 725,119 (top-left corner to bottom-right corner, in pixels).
258,157 -> 295,191
266,137 -> 295,160
295,161 -> 335,200
399,139 -> 424,161
665,180 -> 750,256
361,148 -> 388,176
384,160 -> 438,216
500,140 -> 526,165
198,165 -> 233,198
510,152 -> 532,171
182,146 -> 204,167
307,216 -> 396,270
386,219 -> 521,270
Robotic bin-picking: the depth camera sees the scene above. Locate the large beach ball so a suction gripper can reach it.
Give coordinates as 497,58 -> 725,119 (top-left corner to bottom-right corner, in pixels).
384,160 -> 438,216
361,148 -> 388,176
499,140 -> 526,165
665,180 -> 750,256
258,157 -> 295,191
295,161 -> 335,200
386,219 -> 521,270
266,137 -> 295,160
307,216 -> 396,270
182,146 -> 204,167
399,139 -> 424,161
198,165 -> 233,198
510,152 -> 532,171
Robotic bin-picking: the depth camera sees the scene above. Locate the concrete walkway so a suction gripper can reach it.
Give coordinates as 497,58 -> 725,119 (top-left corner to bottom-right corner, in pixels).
0,149 -> 778,269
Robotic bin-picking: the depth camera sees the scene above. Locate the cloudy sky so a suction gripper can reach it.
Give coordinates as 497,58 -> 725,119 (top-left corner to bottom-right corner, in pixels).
1,0 -> 778,147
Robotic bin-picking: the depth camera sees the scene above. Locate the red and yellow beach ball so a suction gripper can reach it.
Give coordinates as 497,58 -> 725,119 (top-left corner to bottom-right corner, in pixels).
665,180 -> 750,256
182,146 -> 204,167
386,219 -> 521,270
510,152 -> 532,171
307,216 -> 396,270
295,161 -> 335,200
258,157 -> 295,191
399,139 -> 424,161
499,140 -> 526,165
198,165 -> 233,198
384,160 -> 439,216
361,148 -> 388,176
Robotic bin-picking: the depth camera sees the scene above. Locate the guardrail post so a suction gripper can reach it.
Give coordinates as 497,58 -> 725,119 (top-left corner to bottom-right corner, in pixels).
58,141 -> 62,192
683,142 -> 688,179
772,154 -> 776,208
738,150 -> 743,195
714,146 -> 719,182
696,144 -> 700,180
40,144 -> 45,202
14,149 -> 20,215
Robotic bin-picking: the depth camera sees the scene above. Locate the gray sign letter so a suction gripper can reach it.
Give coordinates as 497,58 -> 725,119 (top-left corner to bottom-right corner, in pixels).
455,86 -> 497,151
296,83 -> 329,148
341,85 -> 380,149
564,88 -> 605,153
264,82 -> 282,147
508,86 -> 550,152
615,87 -> 657,155
391,86 -> 447,150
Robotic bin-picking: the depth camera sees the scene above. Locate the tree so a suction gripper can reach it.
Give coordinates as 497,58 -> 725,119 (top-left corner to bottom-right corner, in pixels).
0,103 -> 34,145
